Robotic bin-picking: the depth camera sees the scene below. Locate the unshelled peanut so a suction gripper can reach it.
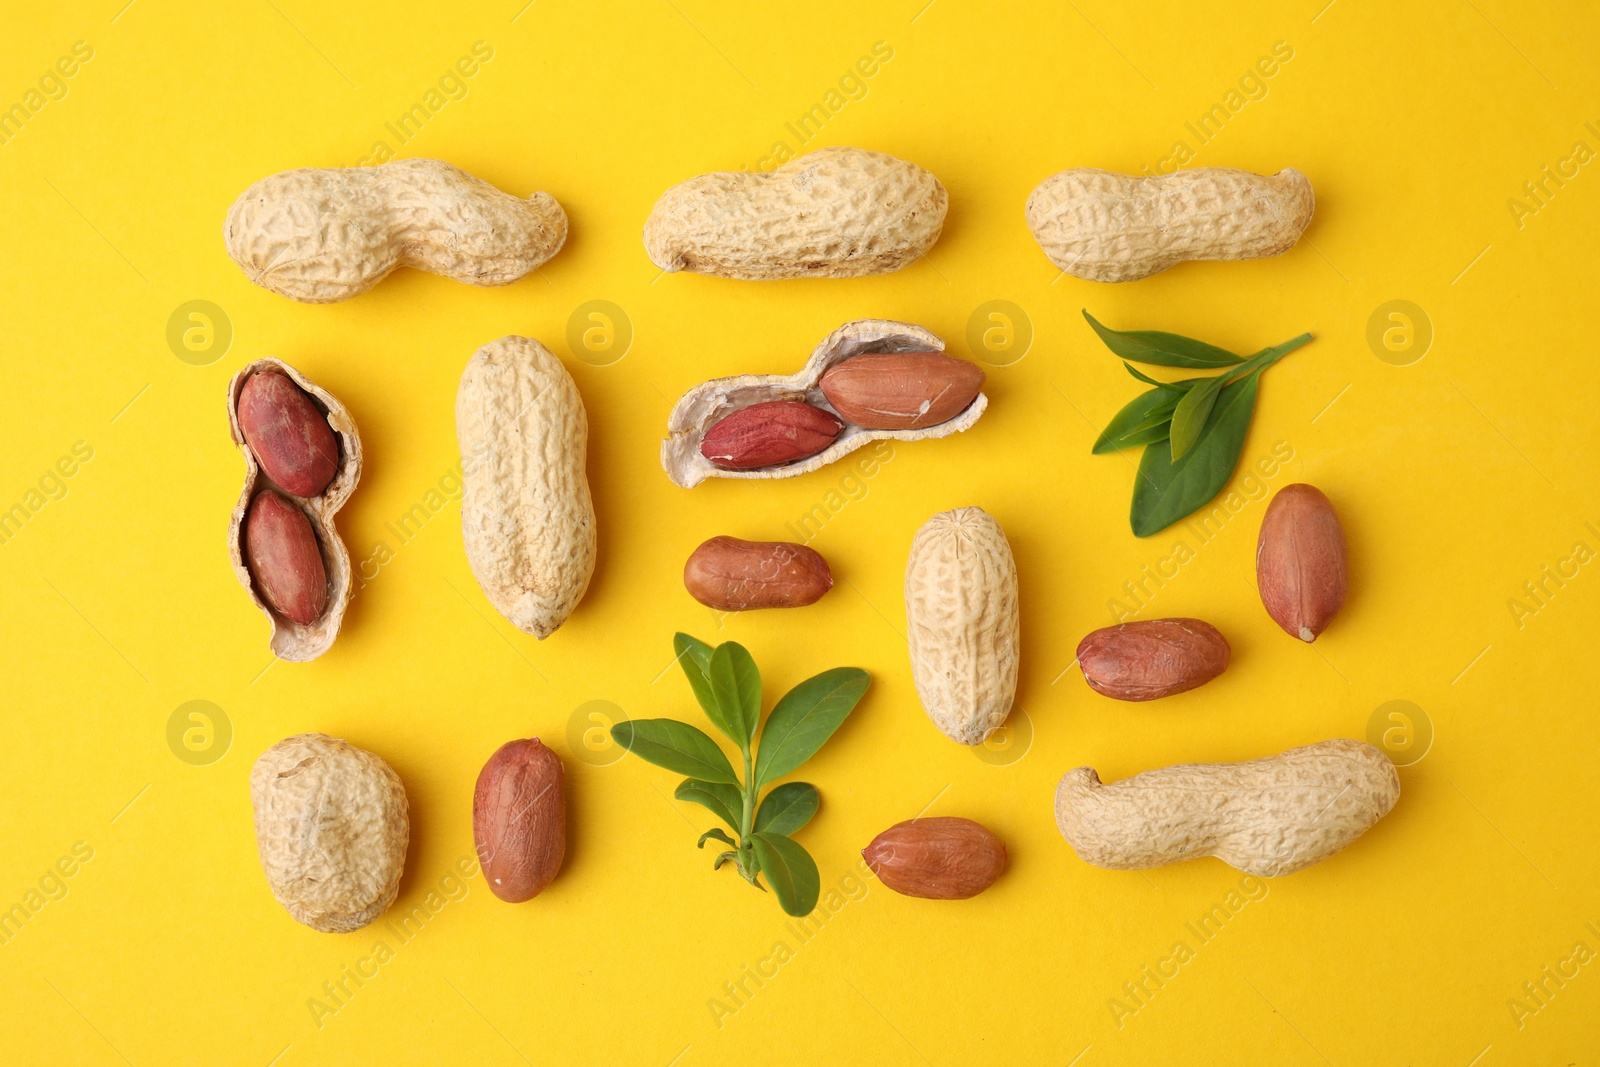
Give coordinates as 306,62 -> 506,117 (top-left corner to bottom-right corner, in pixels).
644,146 -> 946,279
224,158 -> 567,303
1054,739 -> 1399,876
1026,167 -> 1314,282
251,733 -> 409,933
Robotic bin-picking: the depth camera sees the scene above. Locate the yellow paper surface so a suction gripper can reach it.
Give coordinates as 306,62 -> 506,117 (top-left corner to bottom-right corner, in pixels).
1,2 -> 1597,1063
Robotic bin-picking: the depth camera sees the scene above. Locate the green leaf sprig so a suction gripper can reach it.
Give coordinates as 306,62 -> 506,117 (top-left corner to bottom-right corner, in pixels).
1084,311 -> 1313,537
610,633 -> 869,917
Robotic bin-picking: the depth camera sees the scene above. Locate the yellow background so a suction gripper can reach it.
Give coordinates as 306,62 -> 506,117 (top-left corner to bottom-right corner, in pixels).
2,1 -> 1597,1063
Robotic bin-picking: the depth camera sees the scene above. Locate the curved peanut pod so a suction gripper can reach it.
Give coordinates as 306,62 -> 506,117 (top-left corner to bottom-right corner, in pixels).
643,146 -> 947,279
905,508 -> 1020,745
1055,739 -> 1399,876
457,337 -> 596,639
225,158 -> 568,303
661,319 -> 986,488
226,359 -> 360,662
1025,167 -> 1314,283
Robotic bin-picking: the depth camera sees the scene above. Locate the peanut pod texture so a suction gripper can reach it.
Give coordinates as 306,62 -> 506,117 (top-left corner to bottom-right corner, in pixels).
643,146 -> 947,280
226,359 -> 361,662
661,319 -> 987,488
224,158 -> 568,303
1025,166 -> 1314,283
457,336 -> 597,639
474,738 -> 566,903
904,507 -> 1020,745
251,734 -> 409,933
1054,738 -> 1400,877
1257,483 -> 1348,642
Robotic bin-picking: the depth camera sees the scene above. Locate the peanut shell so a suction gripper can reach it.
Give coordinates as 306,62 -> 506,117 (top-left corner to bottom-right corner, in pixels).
457,336 -> 596,639
1025,167 -> 1314,282
904,507 -> 1020,745
1054,738 -> 1399,876
643,146 -> 946,279
661,319 -> 987,488
251,733 -> 409,933
224,158 -> 568,303
227,358 -> 361,662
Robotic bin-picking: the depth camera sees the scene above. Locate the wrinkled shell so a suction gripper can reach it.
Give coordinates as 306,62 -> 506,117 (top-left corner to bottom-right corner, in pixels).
863,817 -> 1007,900
457,336 -> 596,638
643,146 -> 946,279
227,359 -> 361,662
683,536 -> 833,610
1054,738 -> 1399,877
224,158 -> 568,303
1077,618 -> 1231,701
1257,483 -> 1348,641
474,738 -> 566,903
1025,167 -> 1314,282
662,320 -> 986,488
905,508 -> 1020,745
251,734 -> 409,933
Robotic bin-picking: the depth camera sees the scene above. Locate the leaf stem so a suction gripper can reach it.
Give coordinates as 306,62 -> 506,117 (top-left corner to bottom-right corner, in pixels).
1223,332 -> 1313,385
738,748 -> 757,880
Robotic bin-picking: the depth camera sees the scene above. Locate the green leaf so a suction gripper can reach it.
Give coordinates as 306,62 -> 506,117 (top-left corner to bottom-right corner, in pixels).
709,642 -> 761,749
1093,387 -> 1180,454
611,719 -> 739,784
673,633 -> 719,724
1168,374 -> 1226,460
751,833 -> 820,917
675,778 -> 743,830
753,668 -> 870,788
754,782 -> 819,835
712,850 -> 737,871
698,827 -> 737,848
1130,370 -> 1263,537
1084,310 -> 1244,368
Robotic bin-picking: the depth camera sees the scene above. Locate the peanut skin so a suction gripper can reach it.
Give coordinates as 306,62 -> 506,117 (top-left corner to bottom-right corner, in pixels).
863,817 -> 1007,899
700,400 -> 844,470
244,490 -> 328,625
819,351 -> 986,430
237,370 -> 339,497
473,738 -> 566,903
1257,484 -> 1347,641
683,536 -> 833,610
1077,618 -> 1230,701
